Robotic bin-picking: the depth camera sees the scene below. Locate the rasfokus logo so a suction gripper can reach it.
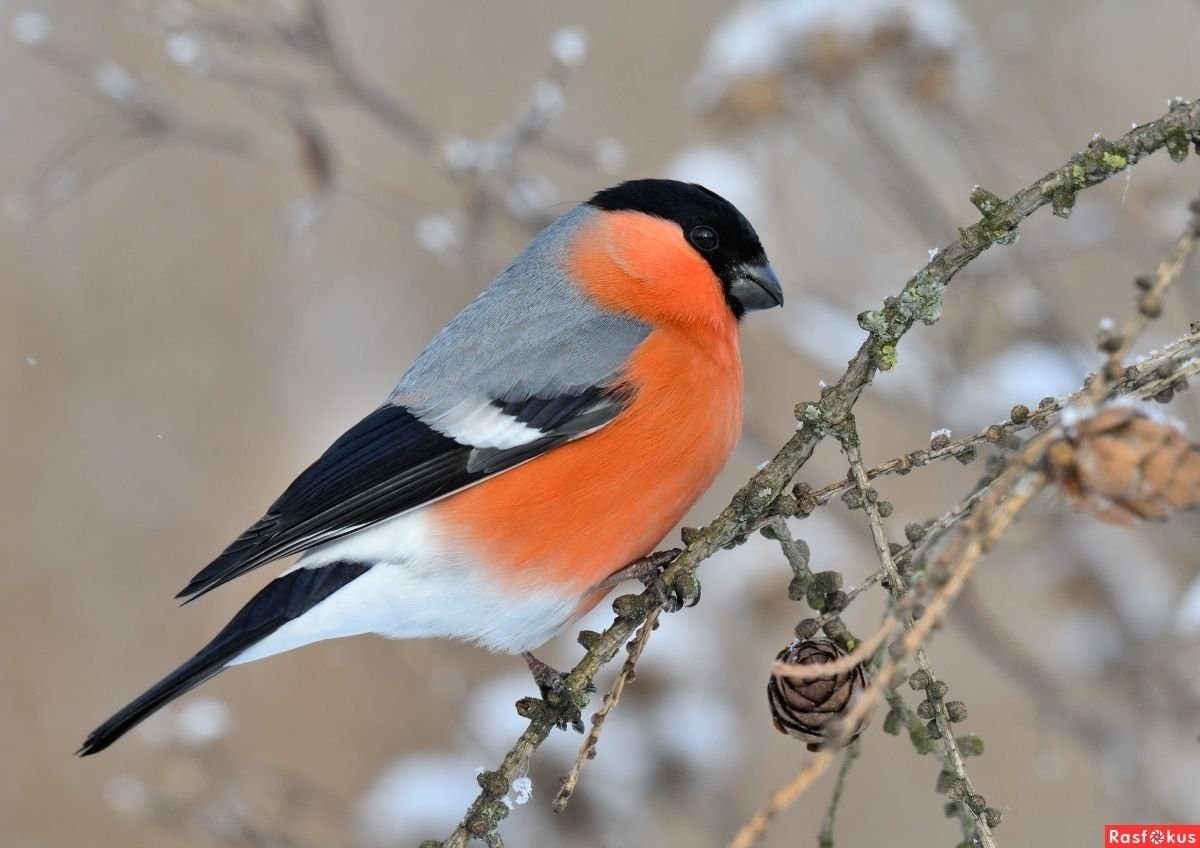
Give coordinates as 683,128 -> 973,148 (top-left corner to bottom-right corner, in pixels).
1106,825 -> 1200,845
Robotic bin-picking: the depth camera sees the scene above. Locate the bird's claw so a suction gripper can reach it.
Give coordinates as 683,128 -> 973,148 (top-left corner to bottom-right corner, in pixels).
645,568 -> 702,612
636,553 -> 700,613
597,548 -> 701,613
522,652 -> 590,733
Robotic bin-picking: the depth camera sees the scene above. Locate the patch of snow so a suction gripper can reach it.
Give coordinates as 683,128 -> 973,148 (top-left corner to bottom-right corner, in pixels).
11,11 -> 51,45
416,215 -> 461,255
356,752 -> 482,847
442,136 -> 479,171
502,173 -> 557,217
91,60 -> 139,102
550,26 -> 587,66
284,197 -> 324,241
175,696 -> 232,746
593,137 -> 627,172
505,775 -> 533,808
165,32 -> 201,66
690,0 -> 983,109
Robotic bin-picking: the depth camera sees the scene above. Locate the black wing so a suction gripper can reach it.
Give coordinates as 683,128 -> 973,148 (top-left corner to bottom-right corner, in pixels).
176,388 -> 627,601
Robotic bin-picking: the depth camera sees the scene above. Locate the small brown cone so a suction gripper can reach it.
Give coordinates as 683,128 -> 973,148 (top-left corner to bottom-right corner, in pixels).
1046,406 -> 1200,524
768,639 -> 870,751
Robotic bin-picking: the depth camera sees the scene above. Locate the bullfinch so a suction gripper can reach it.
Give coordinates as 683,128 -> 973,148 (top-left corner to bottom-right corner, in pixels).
79,178 -> 782,754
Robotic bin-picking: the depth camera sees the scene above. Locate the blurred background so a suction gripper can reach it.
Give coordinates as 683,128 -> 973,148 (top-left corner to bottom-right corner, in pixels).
3,1 -> 1199,846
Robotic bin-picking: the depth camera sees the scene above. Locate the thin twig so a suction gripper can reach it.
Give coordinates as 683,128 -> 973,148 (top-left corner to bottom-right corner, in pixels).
728,748 -> 839,848
1090,194 -> 1200,400
840,425 -> 997,848
552,608 -> 661,813
305,0 -> 437,151
771,616 -> 899,680
817,738 -> 862,848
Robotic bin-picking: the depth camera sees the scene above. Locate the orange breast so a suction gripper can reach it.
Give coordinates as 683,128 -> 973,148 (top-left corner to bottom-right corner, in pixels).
434,325 -> 743,594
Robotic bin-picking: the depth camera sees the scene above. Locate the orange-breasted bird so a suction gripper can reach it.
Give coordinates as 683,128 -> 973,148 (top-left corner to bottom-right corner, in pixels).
80,178 -> 782,754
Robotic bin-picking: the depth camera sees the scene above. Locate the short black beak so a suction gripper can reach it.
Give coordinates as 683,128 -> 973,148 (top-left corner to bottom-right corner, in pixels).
729,261 -> 784,312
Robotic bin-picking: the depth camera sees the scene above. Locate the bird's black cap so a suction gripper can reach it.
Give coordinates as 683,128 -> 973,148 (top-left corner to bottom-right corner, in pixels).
588,178 -> 780,317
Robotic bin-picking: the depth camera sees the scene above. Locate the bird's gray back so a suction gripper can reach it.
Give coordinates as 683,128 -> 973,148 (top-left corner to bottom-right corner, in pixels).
391,205 -> 650,410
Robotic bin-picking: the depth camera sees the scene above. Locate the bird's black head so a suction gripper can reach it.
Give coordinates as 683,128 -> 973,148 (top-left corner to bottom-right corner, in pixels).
588,178 -> 782,318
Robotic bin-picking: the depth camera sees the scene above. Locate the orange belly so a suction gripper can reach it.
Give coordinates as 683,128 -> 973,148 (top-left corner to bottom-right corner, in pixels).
433,325 -> 743,595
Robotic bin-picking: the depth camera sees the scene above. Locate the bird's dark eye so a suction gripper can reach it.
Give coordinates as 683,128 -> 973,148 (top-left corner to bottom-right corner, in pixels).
689,225 -> 719,252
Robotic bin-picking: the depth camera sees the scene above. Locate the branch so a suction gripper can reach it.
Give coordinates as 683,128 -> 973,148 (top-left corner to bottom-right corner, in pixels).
817,738 -> 862,848
729,447 -> 1049,848
435,96 -> 1200,848
1090,195 -> 1200,399
730,180 -> 1200,847
727,747 -> 838,848
798,326 -> 1200,517
840,422 -> 996,847
552,607 -> 660,812
744,190 -> 1200,834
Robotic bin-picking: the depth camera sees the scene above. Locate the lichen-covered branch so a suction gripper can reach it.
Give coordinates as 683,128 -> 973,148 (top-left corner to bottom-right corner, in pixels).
434,97 -> 1199,848
732,181 -> 1200,848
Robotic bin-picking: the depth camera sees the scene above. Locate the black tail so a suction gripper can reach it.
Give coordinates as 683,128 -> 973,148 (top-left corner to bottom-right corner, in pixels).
78,561 -> 369,756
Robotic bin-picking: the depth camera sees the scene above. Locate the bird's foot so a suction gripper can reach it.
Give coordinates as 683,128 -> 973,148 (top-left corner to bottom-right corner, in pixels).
597,548 -> 699,612
521,651 -> 594,733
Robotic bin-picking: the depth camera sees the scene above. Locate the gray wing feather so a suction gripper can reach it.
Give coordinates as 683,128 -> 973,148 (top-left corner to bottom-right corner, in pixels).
390,206 -> 650,418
